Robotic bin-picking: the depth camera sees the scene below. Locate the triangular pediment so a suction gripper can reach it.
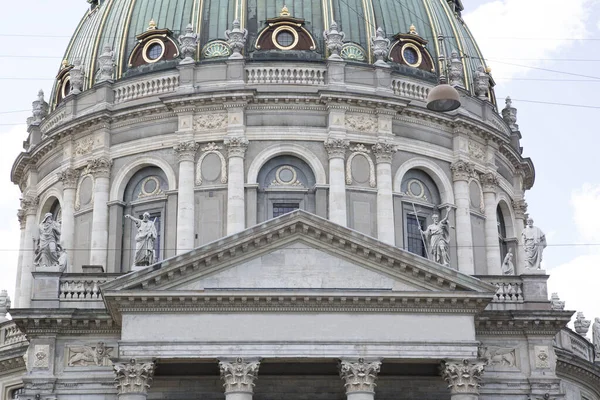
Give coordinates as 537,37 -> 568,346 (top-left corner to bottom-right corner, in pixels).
102,211 -> 495,298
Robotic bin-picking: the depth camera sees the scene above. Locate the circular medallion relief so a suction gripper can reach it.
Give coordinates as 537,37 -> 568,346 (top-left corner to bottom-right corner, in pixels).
139,176 -> 163,198
407,179 -> 426,199
275,165 -> 298,185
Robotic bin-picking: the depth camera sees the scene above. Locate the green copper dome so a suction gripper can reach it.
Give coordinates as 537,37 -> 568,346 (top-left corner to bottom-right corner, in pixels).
55,0 -> 488,102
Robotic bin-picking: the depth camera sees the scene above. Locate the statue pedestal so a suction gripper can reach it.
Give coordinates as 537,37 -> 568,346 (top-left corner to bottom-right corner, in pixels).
31,268 -> 63,308
521,273 -> 550,310
522,268 -> 546,275
131,265 -> 148,272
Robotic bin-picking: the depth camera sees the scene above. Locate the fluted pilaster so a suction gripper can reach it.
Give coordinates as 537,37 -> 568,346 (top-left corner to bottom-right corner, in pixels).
451,160 -> 475,274
174,141 -> 199,254
372,141 -> 396,244
325,138 -> 349,226
225,137 -> 248,234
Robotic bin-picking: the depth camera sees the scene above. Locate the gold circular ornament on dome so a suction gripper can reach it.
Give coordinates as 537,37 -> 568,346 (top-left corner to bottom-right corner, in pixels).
275,165 -> 298,185
272,26 -> 299,51
400,42 -> 422,68
142,38 -> 166,63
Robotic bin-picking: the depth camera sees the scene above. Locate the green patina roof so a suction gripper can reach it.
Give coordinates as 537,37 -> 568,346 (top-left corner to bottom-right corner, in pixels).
54,0 -> 488,103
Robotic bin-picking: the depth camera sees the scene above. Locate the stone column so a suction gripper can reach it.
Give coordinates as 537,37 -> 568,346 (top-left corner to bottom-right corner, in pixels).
224,137 -> 249,235
339,358 -> 381,400
481,173 -> 502,275
113,359 -> 155,400
372,142 -> 396,245
512,198 -> 528,275
441,359 -> 485,400
19,196 -> 38,308
14,209 -> 26,307
88,157 -> 112,268
58,167 -> 79,270
174,141 -> 199,254
219,357 -> 260,400
324,138 -> 349,226
451,161 -> 475,274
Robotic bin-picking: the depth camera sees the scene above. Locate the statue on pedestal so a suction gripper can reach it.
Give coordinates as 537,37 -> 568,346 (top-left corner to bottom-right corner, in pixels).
592,318 -> 600,355
501,250 -> 515,275
521,218 -> 546,270
421,207 -> 452,267
34,213 -> 67,270
125,212 -> 158,266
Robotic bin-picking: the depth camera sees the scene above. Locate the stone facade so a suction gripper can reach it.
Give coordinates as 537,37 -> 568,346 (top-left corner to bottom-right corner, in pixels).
1,2 -> 598,400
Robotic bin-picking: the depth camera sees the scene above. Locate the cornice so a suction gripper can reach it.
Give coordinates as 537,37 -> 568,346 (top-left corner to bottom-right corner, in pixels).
0,353 -> 27,374
555,348 -> 600,398
10,309 -> 119,337
475,310 -> 574,336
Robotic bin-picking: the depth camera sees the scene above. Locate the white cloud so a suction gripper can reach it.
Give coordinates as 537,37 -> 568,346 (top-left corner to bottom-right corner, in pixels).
548,183 -> 600,336
463,0 -> 598,81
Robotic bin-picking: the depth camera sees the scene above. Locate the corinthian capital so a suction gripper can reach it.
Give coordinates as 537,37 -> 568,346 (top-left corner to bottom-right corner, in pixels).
224,136 -> 249,158
324,138 -> 349,159
58,167 -> 79,189
113,359 -> 155,395
512,198 -> 528,220
87,156 -> 112,178
20,196 -> 39,216
219,357 -> 260,394
174,140 -> 199,162
339,358 -> 381,394
480,172 -> 498,193
450,160 -> 475,182
371,141 -> 397,164
441,359 -> 485,395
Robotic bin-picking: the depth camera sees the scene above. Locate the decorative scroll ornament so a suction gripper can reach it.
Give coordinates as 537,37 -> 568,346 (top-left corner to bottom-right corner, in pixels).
512,198 -> 528,220
468,140 -> 485,162
441,359 -> 485,395
450,160 -> 475,182
448,49 -> 464,88
67,342 -> 113,367
339,358 -> 381,393
219,357 -> 260,393
574,312 -> 591,336
225,19 -> 248,59
97,45 -> 115,82
21,195 -> 39,216
502,96 -> 518,131
178,24 -> 198,64
340,43 -> 366,61
372,141 -> 397,164
174,140 -> 199,162
87,156 -> 112,178
113,359 -> 155,395
473,65 -> 490,100
69,58 -> 85,95
550,293 -> 565,311
224,136 -> 249,158
480,172 -> 498,193
345,114 -> 377,133
346,145 -> 376,187
196,142 -> 228,185
194,113 -> 227,130
27,89 -> 48,126
58,167 -> 79,190
323,21 -> 345,60
324,137 -> 349,159
203,41 -> 232,58
371,27 -> 390,67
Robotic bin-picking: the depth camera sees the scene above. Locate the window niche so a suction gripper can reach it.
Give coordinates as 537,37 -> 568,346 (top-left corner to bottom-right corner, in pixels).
121,167 -> 168,271
256,155 -> 316,222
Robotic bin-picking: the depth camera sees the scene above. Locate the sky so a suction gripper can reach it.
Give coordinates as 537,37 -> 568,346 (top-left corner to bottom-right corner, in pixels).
0,0 -> 599,336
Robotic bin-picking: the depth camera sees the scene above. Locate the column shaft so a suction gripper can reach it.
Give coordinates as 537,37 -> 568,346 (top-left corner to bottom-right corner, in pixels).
19,207 -> 37,308
325,138 -> 349,226
90,176 -> 110,266
512,199 -> 528,275
14,211 -> 26,307
58,167 -> 78,270
373,142 -> 396,245
483,191 -> 501,274
451,161 -> 475,274
225,137 -> 248,235
176,156 -> 196,253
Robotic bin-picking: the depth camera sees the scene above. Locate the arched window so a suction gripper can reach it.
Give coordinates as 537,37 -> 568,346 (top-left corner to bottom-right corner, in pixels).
497,205 -> 508,262
399,169 -> 442,258
256,156 -> 317,222
121,167 -> 168,271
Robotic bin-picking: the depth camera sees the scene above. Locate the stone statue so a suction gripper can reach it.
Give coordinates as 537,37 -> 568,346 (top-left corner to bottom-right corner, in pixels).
27,89 -> 49,126
448,49 -> 464,88
225,19 -> 248,59
68,342 -> 112,366
474,65 -> 490,100
501,250 -> 515,275
574,312 -> 591,337
125,212 -> 158,266
69,58 -> 85,95
0,290 -> 10,323
323,21 -> 345,60
178,24 -> 198,64
34,213 -> 65,269
97,45 -> 115,82
592,318 -> 600,354
421,207 -> 452,267
550,293 -> 565,311
521,218 -> 546,270
502,96 -> 518,131
371,27 -> 390,67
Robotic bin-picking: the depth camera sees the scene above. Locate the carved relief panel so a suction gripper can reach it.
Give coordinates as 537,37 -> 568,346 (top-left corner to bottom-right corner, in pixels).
66,342 -> 114,367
